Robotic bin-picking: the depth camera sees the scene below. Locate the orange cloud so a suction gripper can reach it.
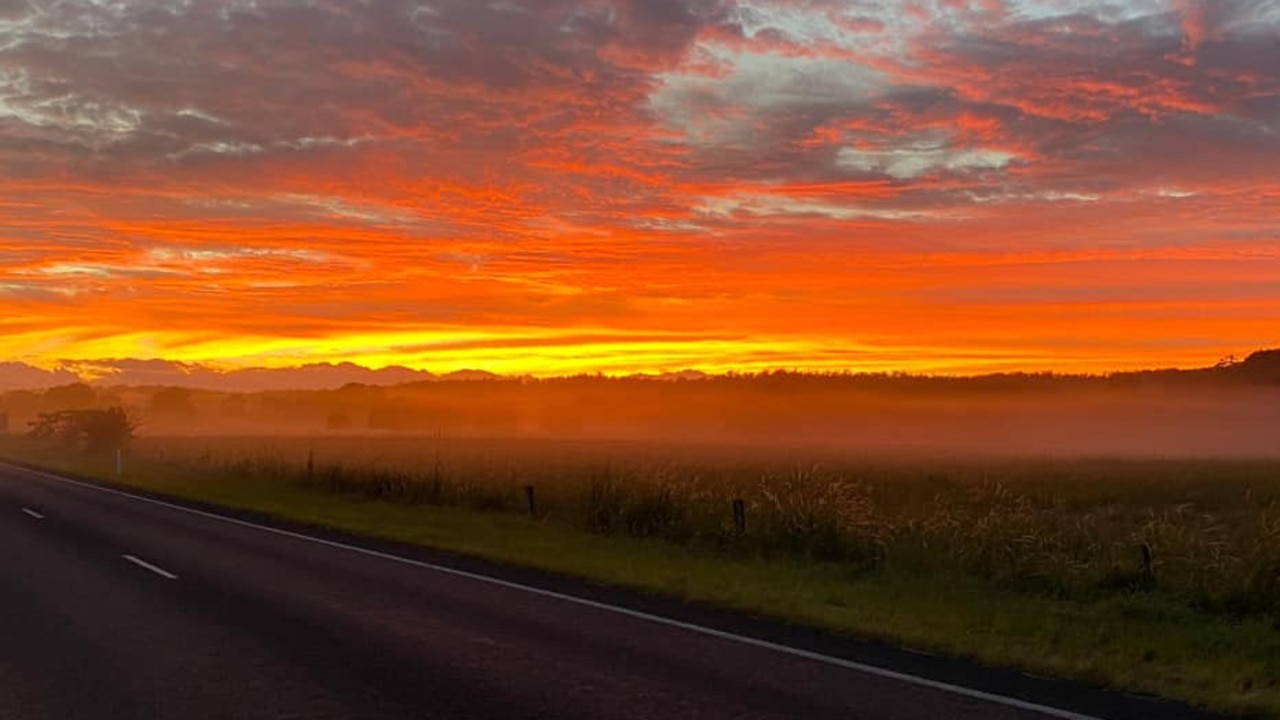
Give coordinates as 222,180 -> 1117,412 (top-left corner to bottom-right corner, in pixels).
0,0 -> 1277,379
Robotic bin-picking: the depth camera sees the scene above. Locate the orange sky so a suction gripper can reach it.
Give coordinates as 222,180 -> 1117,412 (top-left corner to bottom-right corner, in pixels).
1,0 -> 1278,380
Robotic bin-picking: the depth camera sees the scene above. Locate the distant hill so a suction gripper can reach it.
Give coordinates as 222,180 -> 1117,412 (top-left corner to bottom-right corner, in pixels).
439,369 -> 502,382
72,360 -> 436,392
0,362 -> 80,390
627,370 -> 710,381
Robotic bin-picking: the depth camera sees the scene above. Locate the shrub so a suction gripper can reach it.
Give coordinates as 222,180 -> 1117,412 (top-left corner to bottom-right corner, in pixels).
28,407 -> 136,456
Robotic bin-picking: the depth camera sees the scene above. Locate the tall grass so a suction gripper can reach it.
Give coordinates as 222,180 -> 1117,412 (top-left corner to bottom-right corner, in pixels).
131,435 -> 1280,617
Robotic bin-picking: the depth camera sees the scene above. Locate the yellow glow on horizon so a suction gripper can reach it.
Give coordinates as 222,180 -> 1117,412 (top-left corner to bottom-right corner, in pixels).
0,322 -> 1243,380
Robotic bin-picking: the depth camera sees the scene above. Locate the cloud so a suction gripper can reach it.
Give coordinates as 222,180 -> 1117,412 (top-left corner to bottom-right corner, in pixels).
0,0 -> 1277,376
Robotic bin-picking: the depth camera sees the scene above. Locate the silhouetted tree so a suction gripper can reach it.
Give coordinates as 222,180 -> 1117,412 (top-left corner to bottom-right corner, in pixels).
150,387 -> 196,416
29,407 -> 136,455
41,382 -> 97,412
1238,350 -> 1280,384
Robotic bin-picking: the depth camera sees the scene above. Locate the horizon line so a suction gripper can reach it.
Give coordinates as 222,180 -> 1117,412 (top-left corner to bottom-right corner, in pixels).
1,349 -> 1273,393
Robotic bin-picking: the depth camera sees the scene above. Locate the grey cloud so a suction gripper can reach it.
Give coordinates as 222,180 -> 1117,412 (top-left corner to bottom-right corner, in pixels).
0,0 -> 1277,223
0,0 -> 30,20
0,1 -> 732,170
0,0 -> 753,236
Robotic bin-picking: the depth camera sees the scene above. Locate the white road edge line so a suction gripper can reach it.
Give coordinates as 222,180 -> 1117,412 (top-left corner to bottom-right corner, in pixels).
21,507 -> 44,519
2,462 -> 1103,720
122,554 -> 179,580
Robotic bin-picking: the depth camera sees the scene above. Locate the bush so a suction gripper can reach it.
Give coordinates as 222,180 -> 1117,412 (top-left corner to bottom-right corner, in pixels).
28,407 -> 136,455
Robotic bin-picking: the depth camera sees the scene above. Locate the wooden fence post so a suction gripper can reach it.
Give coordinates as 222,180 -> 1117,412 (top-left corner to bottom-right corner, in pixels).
732,498 -> 746,533
524,485 -> 537,518
1139,543 -> 1154,583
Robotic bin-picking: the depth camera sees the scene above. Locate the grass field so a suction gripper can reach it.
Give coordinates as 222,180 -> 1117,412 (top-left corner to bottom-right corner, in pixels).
4,433 -> 1279,717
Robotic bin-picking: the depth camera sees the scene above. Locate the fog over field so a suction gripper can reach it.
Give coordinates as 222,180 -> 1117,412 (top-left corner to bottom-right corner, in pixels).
5,350 -> 1278,459
224,387 -> 1280,458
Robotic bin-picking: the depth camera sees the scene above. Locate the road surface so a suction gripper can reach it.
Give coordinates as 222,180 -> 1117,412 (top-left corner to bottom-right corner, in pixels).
0,462 -> 1216,720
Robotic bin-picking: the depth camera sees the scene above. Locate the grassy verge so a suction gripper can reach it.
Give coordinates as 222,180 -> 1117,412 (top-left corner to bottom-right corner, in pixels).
3,440 -> 1277,718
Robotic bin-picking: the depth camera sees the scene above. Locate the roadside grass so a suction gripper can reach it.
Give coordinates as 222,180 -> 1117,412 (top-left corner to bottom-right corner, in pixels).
2,435 -> 1279,718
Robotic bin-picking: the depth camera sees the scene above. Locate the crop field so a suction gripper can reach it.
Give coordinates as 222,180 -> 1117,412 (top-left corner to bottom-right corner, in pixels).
7,431 -> 1280,715
105,435 -> 1280,618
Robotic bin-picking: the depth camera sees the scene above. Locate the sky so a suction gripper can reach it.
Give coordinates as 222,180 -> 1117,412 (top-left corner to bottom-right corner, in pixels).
0,0 -> 1278,381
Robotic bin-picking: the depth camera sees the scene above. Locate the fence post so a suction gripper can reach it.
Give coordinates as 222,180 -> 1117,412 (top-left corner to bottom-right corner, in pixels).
524,485 -> 537,518
732,498 -> 746,533
116,447 -> 123,477
1139,543 -> 1154,583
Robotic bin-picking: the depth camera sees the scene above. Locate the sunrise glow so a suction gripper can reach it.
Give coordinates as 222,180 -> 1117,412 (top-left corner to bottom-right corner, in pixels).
1,0 -> 1277,379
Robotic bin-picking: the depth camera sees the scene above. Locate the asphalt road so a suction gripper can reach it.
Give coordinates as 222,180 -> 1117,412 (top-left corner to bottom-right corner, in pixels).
0,462 -> 1219,720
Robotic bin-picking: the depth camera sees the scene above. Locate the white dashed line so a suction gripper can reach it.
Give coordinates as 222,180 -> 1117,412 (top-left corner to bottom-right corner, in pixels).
122,554 -> 179,580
